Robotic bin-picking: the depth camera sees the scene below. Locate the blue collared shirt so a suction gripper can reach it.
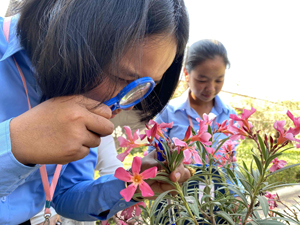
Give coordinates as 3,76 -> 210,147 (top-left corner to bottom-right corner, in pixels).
0,16 -> 135,224
152,89 -> 237,145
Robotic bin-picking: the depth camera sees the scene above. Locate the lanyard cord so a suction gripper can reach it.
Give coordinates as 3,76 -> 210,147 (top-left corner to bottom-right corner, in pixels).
188,115 -> 194,129
3,17 -> 62,218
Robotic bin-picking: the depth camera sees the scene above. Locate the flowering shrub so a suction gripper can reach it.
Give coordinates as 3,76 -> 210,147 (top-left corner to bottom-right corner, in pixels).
108,108 -> 300,225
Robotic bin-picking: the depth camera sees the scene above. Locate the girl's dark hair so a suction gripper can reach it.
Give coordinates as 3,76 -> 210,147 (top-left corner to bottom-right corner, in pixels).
185,39 -> 230,73
17,0 -> 189,122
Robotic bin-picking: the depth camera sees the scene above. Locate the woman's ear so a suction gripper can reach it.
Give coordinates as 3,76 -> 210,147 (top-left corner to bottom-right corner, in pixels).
183,68 -> 189,83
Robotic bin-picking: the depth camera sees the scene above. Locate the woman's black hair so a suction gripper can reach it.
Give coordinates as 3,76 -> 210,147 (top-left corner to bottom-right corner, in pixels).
17,0 -> 189,122
185,39 -> 230,73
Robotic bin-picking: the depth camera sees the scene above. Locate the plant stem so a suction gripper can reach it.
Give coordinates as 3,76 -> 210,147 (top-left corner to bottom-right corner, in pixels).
174,182 -> 199,224
242,174 -> 264,225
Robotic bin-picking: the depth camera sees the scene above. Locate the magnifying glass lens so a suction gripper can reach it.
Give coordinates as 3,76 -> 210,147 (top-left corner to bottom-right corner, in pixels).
119,82 -> 152,106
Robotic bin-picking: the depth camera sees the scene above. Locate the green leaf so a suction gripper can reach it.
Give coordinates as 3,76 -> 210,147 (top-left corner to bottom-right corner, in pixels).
266,163 -> 300,178
149,189 -> 175,217
225,168 -> 238,185
251,169 -> 259,185
160,140 -> 171,164
173,151 -> 185,170
253,154 -> 263,175
241,161 -> 253,184
185,196 -> 200,216
150,175 -> 175,186
262,183 -> 300,191
257,196 -> 269,218
156,160 -> 170,173
242,160 -> 249,171
252,219 -> 286,225
214,137 -> 230,153
252,210 -> 261,220
226,186 -> 248,206
215,211 -> 235,225
235,170 -> 253,193
207,124 -> 212,135
170,149 -> 178,164
257,134 -> 267,160
269,217 -> 300,224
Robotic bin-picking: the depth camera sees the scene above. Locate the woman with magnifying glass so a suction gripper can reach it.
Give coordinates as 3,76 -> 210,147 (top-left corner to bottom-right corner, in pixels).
0,0 -> 191,224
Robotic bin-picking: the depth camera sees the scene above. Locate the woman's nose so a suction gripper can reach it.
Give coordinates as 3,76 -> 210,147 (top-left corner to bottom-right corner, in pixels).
205,82 -> 214,92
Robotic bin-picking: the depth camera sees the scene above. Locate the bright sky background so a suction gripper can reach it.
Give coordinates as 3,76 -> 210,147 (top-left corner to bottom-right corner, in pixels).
1,0 -> 300,101
185,0 -> 300,102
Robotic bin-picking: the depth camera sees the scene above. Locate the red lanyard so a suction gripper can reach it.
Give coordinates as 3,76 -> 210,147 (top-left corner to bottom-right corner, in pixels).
3,17 -> 62,220
188,115 -> 194,128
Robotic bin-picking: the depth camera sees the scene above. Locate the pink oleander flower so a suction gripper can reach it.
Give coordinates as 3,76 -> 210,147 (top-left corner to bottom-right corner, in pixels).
217,140 -> 237,165
182,124 -> 212,147
230,108 -> 256,131
219,140 -> 238,155
269,158 -> 287,172
114,156 -> 157,202
188,120 -> 212,146
172,137 -> 201,164
265,192 -> 278,210
117,126 -> 147,162
227,120 -> 248,140
205,146 -> 216,155
216,120 -> 233,136
273,121 -> 295,145
120,202 -> 145,220
196,113 -> 216,126
140,120 -> 173,142
287,110 -> 300,136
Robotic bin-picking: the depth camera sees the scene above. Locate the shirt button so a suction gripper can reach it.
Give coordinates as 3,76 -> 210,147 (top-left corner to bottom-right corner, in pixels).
1,197 -> 6,202
119,203 -> 126,208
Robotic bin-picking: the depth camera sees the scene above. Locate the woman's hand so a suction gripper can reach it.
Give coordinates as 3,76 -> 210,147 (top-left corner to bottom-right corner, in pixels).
10,95 -> 114,165
137,150 -> 191,198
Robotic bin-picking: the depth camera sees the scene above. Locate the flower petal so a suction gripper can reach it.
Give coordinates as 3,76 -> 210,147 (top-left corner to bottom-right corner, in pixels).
135,202 -> 145,216
139,133 -> 147,140
114,167 -> 132,182
124,126 -> 133,141
139,181 -> 154,197
184,126 -> 192,141
117,147 -> 133,162
120,183 -> 137,202
141,167 -> 157,179
133,129 -> 140,141
183,149 -> 192,161
118,136 -> 130,147
131,156 -> 142,174
193,151 -> 202,164
172,137 -> 187,147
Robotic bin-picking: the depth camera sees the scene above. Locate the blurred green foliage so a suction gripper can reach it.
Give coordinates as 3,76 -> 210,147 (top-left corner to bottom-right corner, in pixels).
236,139 -> 300,185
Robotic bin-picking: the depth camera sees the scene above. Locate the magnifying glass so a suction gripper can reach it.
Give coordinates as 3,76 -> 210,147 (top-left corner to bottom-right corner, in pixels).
103,77 -> 155,111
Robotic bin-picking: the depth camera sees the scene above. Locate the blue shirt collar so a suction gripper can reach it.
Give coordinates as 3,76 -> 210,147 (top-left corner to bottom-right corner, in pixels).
0,15 -> 23,61
214,95 -> 230,115
173,88 -> 230,115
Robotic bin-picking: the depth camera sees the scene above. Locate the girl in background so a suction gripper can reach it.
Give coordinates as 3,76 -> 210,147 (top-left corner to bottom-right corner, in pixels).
150,39 -> 237,146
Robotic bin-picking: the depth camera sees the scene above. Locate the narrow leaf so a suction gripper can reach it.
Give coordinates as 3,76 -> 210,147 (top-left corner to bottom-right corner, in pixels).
253,154 -> 263,175
257,196 -> 269,218
215,211 -> 235,225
